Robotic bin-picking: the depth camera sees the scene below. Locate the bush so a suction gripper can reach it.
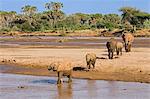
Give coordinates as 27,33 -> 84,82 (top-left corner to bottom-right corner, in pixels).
143,19 -> 150,29
11,26 -> 21,31
0,27 -> 11,32
104,22 -> 115,31
21,22 -> 33,32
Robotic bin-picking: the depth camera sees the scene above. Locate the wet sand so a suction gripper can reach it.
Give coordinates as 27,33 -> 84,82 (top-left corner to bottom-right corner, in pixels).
0,73 -> 150,99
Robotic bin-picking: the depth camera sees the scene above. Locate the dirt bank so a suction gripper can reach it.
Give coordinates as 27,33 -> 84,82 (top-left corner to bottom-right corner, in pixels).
0,48 -> 150,83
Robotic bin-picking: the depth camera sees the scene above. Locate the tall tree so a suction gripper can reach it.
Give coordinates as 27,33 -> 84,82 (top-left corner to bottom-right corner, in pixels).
119,7 -> 150,31
119,7 -> 139,23
45,2 -> 63,11
89,13 -> 103,26
45,2 -> 64,28
72,13 -> 89,25
120,7 -> 144,31
21,5 -> 37,16
0,11 -> 16,29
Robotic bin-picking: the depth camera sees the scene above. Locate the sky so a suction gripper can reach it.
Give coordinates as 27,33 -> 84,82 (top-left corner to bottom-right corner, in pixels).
0,0 -> 150,15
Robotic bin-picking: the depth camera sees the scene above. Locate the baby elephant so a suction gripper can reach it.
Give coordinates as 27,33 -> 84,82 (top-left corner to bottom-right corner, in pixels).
48,62 -> 72,84
116,41 -> 123,55
86,53 -> 96,69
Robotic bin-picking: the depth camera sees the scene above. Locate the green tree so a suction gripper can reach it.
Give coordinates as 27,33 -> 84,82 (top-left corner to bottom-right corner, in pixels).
19,5 -> 40,32
96,14 -> 121,30
89,13 -> 103,28
119,7 -> 140,31
45,2 -> 64,28
45,2 -> 63,11
0,11 -> 16,30
119,7 -> 150,31
143,19 -> 150,29
119,7 -> 139,23
21,5 -> 37,16
72,13 -> 89,25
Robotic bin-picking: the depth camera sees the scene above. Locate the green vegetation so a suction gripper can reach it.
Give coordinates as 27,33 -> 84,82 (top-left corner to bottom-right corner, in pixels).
143,19 -> 150,29
0,2 -> 150,33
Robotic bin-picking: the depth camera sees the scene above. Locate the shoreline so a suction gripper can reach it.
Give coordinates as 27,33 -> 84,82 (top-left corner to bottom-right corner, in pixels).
1,64 -> 150,84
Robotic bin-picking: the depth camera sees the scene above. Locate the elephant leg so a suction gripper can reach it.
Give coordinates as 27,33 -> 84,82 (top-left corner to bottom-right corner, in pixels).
116,49 -> 119,55
120,48 -> 122,55
92,61 -> 96,69
57,72 -> 62,84
125,44 -> 128,52
111,51 -> 114,59
129,44 -> 131,52
67,74 -> 72,83
89,63 -> 91,69
108,50 -> 111,59
125,46 -> 128,52
87,62 -> 90,69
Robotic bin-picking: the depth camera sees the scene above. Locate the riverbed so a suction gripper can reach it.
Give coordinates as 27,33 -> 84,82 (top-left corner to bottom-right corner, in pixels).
0,37 -> 150,82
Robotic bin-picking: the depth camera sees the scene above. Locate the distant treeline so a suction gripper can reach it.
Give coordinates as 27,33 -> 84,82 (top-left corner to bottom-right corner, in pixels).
0,1 -> 150,33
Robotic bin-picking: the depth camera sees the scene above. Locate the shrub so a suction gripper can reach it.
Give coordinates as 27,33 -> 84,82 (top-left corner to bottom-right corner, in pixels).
143,19 -> 150,29
0,27 -> 11,32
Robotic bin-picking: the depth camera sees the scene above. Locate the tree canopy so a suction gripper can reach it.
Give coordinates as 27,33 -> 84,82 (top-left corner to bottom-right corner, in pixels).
0,3 -> 149,32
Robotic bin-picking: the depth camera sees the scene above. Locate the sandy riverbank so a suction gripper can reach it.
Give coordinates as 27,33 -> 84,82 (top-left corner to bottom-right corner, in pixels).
0,47 -> 150,83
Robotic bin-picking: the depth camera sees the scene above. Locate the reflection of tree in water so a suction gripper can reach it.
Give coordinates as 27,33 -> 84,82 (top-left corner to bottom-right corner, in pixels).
86,80 -> 98,98
56,83 -> 72,99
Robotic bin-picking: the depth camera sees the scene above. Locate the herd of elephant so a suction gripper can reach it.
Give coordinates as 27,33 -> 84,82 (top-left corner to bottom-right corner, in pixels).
86,32 -> 134,69
106,32 -> 134,59
48,32 -> 134,85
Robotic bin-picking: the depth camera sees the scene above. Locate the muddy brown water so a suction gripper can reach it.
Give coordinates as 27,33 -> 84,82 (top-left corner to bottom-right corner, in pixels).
0,36 -> 150,48
0,73 -> 150,99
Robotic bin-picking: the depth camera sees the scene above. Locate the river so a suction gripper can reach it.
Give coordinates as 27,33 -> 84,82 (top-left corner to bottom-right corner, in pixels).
0,73 -> 150,99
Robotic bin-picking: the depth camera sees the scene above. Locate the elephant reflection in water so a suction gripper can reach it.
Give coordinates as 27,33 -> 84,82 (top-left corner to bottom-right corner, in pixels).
57,83 -> 72,99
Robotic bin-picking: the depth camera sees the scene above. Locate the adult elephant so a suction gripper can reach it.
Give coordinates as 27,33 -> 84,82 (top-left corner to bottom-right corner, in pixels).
122,33 -> 134,52
106,38 -> 117,59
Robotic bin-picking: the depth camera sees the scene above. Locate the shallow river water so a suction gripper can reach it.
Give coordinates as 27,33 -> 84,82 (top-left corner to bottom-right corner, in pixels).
0,73 -> 150,99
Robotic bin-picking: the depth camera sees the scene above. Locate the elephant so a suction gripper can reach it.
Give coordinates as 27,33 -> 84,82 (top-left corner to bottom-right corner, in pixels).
106,38 -> 117,59
116,41 -> 123,55
48,62 -> 72,84
86,53 -> 97,69
122,33 -> 134,52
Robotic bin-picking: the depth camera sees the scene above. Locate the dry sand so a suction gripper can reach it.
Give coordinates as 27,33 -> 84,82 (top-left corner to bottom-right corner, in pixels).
0,47 -> 150,83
